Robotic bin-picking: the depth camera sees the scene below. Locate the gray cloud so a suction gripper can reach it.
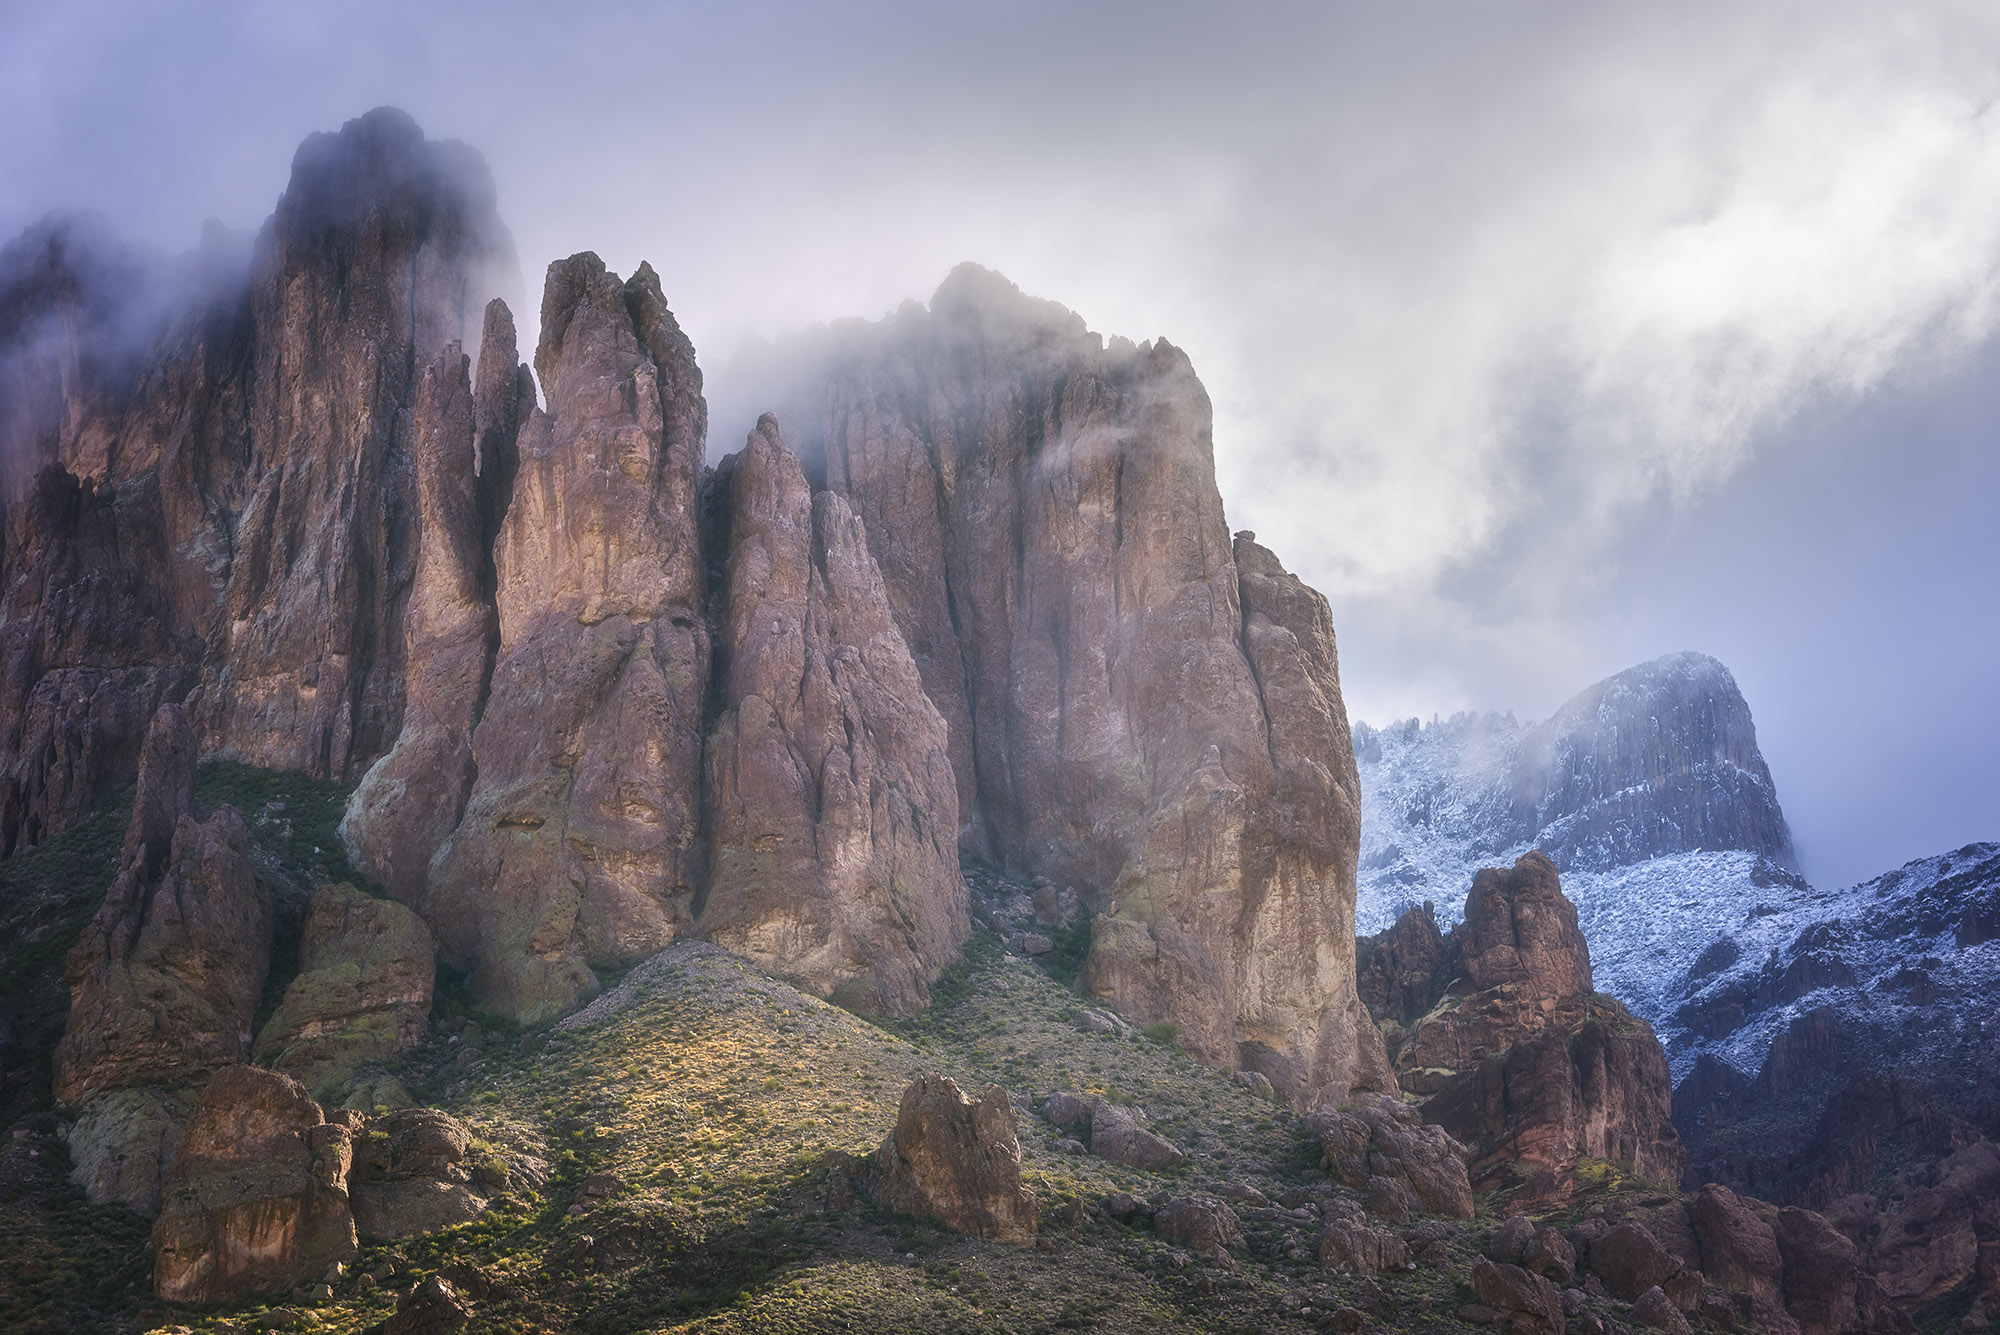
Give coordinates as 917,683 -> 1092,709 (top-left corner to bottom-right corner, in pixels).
2,0 -> 1993,886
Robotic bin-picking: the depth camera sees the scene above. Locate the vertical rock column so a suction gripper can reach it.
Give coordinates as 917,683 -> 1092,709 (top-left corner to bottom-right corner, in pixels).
423,255 -> 709,1023
340,299 -> 531,906
700,416 -> 967,1014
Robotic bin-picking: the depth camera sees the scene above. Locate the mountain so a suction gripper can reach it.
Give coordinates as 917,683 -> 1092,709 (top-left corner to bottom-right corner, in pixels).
0,108 -> 1385,1121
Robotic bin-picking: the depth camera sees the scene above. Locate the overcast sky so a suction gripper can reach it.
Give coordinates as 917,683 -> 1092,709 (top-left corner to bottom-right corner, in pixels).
4,0 -> 1995,887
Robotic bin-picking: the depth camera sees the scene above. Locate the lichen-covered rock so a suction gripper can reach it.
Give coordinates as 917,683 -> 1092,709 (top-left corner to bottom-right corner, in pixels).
868,1074 -> 1036,1244
698,417 -> 966,1014
423,253 -> 709,1022
151,1065 -> 357,1302
348,1108 -> 488,1240
341,316 -> 526,906
251,882 -> 435,1098
62,1086 -> 190,1215
1318,1218 -> 1410,1273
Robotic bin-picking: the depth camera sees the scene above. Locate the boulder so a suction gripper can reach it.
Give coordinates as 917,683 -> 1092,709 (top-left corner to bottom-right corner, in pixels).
381,1275 -> 472,1335
1090,1099 -> 1185,1171
1590,1222 -> 1681,1301
697,417 -> 967,1014
1154,1196 -> 1244,1259
423,254 -> 710,1022
1487,1215 -> 1536,1264
1319,1218 -> 1410,1274
1314,1093 -> 1474,1218
348,1108 -> 489,1240
1469,1256 -> 1565,1334
252,883 -> 436,1098
62,1085 -> 190,1215
1630,1286 -> 1694,1335
1522,1227 -> 1577,1285
868,1074 -> 1036,1244
151,1066 -> 358,1302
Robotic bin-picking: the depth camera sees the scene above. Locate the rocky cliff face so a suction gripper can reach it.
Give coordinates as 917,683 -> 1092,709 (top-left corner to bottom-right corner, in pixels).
1512,652 -> 1794,873
1362,852 -> 1683,1202
744,266 -> 1388,1104
7,115 -> 1386,1105
0,106 -> 515,859
699,416 -> 966,1014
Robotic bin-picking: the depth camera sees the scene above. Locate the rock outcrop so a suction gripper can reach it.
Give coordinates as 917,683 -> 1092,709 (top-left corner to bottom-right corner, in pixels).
1361,852 -> 1683,1201
251,882 -> 436,1098
753,266 -> 1388,1105
0,107 -> 516,859
340,318 -> 525,906
1313,1092 -> 1475,1219
1510,653 -> 1795,872
348,1107 -> 491,1240
151,1064 -> 358,1302
698,416 -> 966,1013
867,1074 -> 1037,1244
51,704 -> 272,1210
421,253 -> 709,1022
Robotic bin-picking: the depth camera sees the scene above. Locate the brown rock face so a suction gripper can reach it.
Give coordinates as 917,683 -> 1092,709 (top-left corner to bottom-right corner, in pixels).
348,1107 -> 489,1240
762,265 -> 1385,1105
868,1074 -> 1037,1244
1313,1093 -> 1475,1219
1363,852 -> 1683,1201
251,882 -> 436,1099
152,1064 -> 358,1302
423,254 -> 709,1022
0,107 -> 515,858
698,417 -> 966,1014
53,704 -> 271,1108
341,310 -> 527,906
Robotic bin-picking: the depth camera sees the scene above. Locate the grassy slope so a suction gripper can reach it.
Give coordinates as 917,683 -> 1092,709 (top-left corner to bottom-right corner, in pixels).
2,768 -> 1518,1335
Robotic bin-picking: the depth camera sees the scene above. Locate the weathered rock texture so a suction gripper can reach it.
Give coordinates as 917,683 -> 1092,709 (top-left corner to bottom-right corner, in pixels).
1512,652 -> 1794,872
0,107 -> 515,858
1566,1186 -> 1914,1335
348,1106 -> 491,1240
340,316 -> 527,906
867,1074 -> 1036,1244
1313,1092 -> 1475,1219
251,882 -> 436,1098
421,253 -> 709,1022
1361,852 -> 1682,1202
750,265 -> 1389,1105
151,1064 -> 358,1302
51,704 -> 271,1210
698,416 -> 966,1013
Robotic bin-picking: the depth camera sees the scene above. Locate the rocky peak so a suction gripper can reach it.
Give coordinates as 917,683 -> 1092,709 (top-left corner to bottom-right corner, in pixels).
1513,651 -> 1794,872
419,252 -> 710,1022
1459,850 -> 1594,998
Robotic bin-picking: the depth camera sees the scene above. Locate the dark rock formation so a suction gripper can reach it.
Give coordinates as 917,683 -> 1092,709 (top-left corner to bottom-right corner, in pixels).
867,1074 -> 1036,1244
151,1064 -> 358,1302
422,253 -> 709,1022
1361,852 -> 1683,1201
251,882 -> 436,1099
1089,1098 -> 1186,1171
698,416 -> 966,1014
1153,1196 -> 1244,1258
1313,1092 -> 1475,1219
1512,652 -> 1794,872
754,265 -> 1387,1105
1469,1256 -> 1565,1334
51,704 -> 271,1210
